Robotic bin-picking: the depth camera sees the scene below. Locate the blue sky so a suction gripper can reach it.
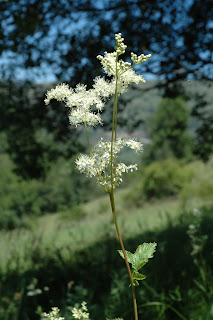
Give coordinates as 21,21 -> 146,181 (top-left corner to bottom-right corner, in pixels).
1,0 -> 212,83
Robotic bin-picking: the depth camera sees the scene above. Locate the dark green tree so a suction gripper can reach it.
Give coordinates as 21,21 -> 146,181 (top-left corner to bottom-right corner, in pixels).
148,97 -> 193,160
195,115 -> 213,161
0,81 -> 84,179
191,91 -> 213,161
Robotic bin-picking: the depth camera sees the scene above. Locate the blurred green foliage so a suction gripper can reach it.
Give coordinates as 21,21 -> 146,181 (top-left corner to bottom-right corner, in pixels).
125,159 -> 194,205
142,159 -> 193,200
147,97 -> 193,161
126,156 -> 213,209
0,153 -> 91,230
180,158 -> 213,207
0,81 -> 84,179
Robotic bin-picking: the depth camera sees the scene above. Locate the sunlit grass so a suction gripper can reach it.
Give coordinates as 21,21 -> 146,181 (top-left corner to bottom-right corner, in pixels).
0,183 -> 212,274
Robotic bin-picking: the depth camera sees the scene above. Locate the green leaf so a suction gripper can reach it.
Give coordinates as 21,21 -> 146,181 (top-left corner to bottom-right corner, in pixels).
132,243 -> 157,271
118,243 -> 157,279
133,280 -> 139,286
118,250 -> 134,265
133,271 -> 146,281
193,279 -> 207,294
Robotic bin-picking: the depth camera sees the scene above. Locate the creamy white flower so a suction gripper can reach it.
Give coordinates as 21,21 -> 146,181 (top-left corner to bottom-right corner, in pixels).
45,33 -> 151,128
131,52 -> 152,65
72,301 -> 90,319
76,154 -> 97,177
97,33 -> 151,94
76,138 -> 143,191
44,83 -> 73,105
124,138 -> 143,152
97,52 -> 117,77
114,33 -> 127,56
93,76 -> 114,99
45,79 -> 113,127
97,53 -> 132,79
69,108 -> 102,127
43,307 -> 64,320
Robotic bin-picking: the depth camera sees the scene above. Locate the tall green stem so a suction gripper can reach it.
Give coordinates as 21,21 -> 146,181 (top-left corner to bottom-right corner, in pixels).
110,65 -> 118,185
109,191 -> 138,320
109,55 -> 139,320
84,120 -> 92,156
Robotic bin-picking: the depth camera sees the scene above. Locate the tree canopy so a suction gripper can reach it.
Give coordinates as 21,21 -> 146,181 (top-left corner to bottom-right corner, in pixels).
0,80 -> 84,178
0,0 -> 212,83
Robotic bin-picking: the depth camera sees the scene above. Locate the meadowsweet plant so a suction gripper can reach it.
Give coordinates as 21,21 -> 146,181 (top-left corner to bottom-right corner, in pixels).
42,302 -> 90,320
43,307 -> 64,320
45,33 -> 157,320
71,301 -> 90,319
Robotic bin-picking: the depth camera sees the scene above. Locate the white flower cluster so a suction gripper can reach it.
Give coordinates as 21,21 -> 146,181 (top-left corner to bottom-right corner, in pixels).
114,33 -> 127,55
45,79 -> 113,127
43,307 -> 64,320
97,53 -> 145,94
44,33 -> 149,191
72,301 -> 90,319
92,76 -> 114,101
45,33 -> 151,125
76,138 -> 143,191
97,33 -> 151,94
44,83 -> 72,105
131,52 -> 152,66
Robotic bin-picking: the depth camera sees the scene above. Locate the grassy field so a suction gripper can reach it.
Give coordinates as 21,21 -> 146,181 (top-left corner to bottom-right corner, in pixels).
0,157 -> 212,275
0,157 -> 213,320
0,183 -> 212,274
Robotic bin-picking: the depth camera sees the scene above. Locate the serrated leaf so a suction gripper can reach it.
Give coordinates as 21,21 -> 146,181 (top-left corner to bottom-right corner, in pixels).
118,250 -> 134,265
133,258 -> 148,270
118,243 -> 157,274
132,242 -> 157,271
133,272 -> 146,281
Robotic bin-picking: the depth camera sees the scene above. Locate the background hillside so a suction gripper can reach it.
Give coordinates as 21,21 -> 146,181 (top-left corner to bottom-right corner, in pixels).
0,78 -> 213,319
